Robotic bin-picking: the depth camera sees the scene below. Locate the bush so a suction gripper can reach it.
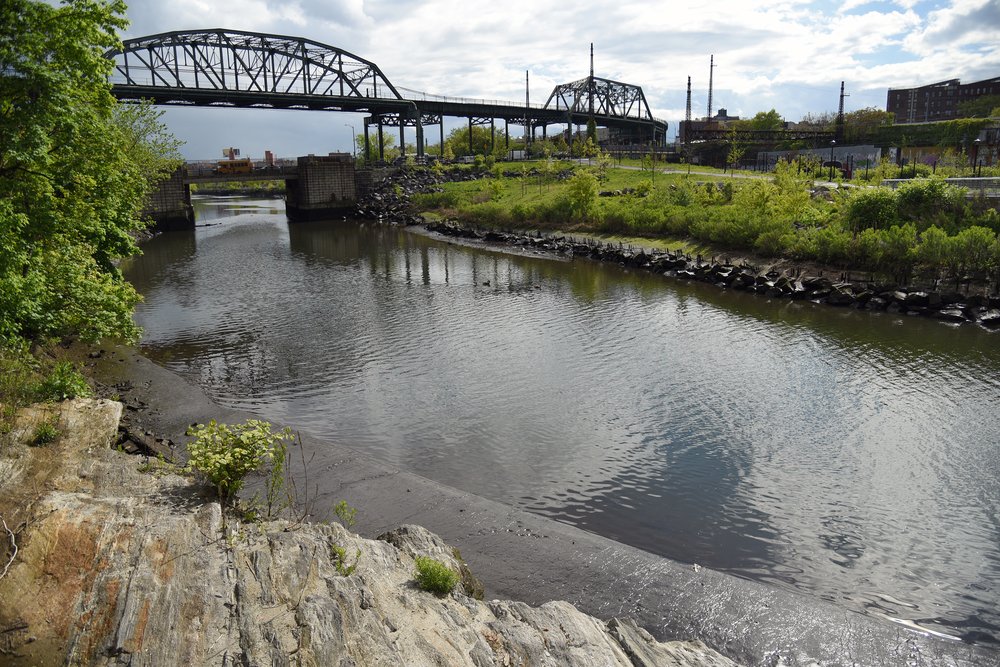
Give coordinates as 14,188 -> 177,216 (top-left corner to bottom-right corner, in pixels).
36,361 -> 91,402
564,171 -> 599,221
895,179 -> 967,232
30,418 -> 60,446
844,188 -> 898,232
414,556 -> 459,596
186,419 -> 294,501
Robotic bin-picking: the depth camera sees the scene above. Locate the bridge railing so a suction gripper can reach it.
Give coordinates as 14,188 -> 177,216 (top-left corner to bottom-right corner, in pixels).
396,86 -> 547,110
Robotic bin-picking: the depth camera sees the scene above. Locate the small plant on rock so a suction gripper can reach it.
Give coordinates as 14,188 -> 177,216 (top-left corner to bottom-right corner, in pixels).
414,556 -> 459,596
186,419 -> 293,502
333,500 -> 357,529
35,361 -> 90,402
30,418 -> 60,446
331,544 -> 361,576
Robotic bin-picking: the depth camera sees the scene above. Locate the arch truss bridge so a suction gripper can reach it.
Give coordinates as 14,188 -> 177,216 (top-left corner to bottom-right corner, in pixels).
107,29 -> 668,159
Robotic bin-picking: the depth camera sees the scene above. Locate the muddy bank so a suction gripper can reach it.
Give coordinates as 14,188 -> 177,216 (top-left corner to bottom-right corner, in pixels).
77,344 -> 998,666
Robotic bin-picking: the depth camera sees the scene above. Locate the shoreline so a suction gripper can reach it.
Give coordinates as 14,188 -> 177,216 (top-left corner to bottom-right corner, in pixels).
82,343 -> 998,666
419,219 -> 1000,329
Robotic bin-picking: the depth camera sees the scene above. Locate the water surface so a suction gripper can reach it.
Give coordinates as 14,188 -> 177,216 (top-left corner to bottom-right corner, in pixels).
126,196 -> 1000,643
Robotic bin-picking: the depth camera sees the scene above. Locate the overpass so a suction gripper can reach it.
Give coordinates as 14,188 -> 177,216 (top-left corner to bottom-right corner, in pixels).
105,29 -> 668,158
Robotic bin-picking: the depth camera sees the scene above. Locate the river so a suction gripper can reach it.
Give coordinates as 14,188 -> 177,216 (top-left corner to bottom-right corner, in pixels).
124,195 -> 1000,645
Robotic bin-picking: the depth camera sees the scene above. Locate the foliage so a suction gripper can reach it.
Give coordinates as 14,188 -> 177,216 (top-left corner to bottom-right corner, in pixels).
957,95 -> 1000,119
845,188 -> 898,232
563,171 -> 599,221
413,556 -> 459,596
355,132 -> 399,163
726,128 -> 746,169
36,361 -> 91,401
873,118 -> 993,149
262,436 -> 289,518
0,344 -> 40,431
333,500 -> 357,529
586,117 -> 597,143
443,125 -> 503,158
737,109 -> 784,131
0,0 -> 182,345
186,419 -> 294,501
330,544 -> 360,576
30,417 -> 60,446
411,160 -> 1000,288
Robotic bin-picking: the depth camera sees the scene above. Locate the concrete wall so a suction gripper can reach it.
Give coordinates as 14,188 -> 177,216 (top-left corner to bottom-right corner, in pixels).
286,154 -> 357,222
143,167 -> 194,231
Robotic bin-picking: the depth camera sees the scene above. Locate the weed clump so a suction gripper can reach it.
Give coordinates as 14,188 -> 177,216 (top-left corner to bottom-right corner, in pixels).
414,556 -> 459,596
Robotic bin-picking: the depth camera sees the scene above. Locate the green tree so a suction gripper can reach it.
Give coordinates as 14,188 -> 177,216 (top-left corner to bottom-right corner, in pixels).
355,132 -> 398,162
0,0 -> 181,345
740,109 -> 784,131
957,95 -> 1000,119
564,171 -> 599,221
586,117 -> 597,143
444,125 -> 494,157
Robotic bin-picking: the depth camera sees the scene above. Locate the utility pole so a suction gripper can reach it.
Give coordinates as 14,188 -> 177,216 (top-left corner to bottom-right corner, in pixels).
836,81 -> 849,143
525,70 -> 531,150
707,55 -> 715,120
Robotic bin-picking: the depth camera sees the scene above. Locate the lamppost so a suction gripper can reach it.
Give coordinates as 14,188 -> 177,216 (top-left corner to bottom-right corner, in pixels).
344,123 -> 356,158
829,139 -> 836,181
973,138 -> 982,177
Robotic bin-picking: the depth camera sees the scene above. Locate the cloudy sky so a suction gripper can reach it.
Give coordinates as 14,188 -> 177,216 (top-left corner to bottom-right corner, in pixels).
116,0 -> 1000,159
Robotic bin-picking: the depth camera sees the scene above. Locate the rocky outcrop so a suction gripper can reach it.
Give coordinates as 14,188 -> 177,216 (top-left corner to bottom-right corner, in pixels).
425,221 -> 1000,327
0,399 -> 740,666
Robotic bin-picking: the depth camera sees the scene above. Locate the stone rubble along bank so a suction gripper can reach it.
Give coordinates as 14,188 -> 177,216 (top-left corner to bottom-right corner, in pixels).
425,220 -> 1000,328
0,398 -> 739,666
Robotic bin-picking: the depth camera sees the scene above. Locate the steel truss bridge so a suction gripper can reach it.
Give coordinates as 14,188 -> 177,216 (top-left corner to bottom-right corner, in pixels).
106,29 -> 668,160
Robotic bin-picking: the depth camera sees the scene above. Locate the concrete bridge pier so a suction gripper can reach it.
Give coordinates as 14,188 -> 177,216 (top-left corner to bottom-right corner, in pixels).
143,167 -> 194,231
285,154 -> 357,222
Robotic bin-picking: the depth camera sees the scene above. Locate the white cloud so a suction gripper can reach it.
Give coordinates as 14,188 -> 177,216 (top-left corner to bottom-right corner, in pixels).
117,0 -> 1000,157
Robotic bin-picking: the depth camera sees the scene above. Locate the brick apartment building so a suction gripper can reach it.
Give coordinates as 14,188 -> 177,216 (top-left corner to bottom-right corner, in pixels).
887,76 -> 1000,123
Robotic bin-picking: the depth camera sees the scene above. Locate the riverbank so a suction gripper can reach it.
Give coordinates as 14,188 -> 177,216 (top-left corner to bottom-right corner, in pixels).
355,165 -> 1000,329
422,219 -> 1000,328
12,341 -> 990,666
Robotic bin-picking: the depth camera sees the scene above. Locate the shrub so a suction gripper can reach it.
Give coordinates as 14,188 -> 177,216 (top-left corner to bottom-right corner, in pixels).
844,188 -> 898,232
564,171 -> 599,221
36,361 -> 91,402
414,556 -> 459,596
186,419 -> 294,501
331,544 -> 361,576
30,418 -> 60,446
895,179 -> 967,231
333,500 -> 357,529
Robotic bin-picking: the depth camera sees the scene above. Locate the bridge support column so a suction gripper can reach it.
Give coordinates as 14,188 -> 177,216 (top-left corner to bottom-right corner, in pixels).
399,124 -> 405,158
285,154 -> 357,222
364,122 -> 371,163
468,117 -> 474,155
439,122 -> 445,157
143,166 -> 193,231
377,121 -> 385,162
504,120 -> 509,150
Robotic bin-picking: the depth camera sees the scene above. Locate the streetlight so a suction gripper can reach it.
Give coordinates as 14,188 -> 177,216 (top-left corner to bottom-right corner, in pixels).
829,139 -> 836,181
973,138 -> 982,177
344,124 -> 357,158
